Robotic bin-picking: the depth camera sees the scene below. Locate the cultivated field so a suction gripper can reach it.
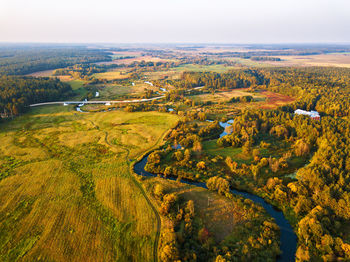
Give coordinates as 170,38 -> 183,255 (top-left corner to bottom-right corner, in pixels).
261,54 -> 350,68
0,106 -> 178,262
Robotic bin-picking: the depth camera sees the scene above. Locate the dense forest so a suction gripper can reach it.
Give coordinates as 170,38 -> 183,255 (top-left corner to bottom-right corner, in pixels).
0,46 -> 112,75
0,76 -> 72,118
146,67 -> 350,260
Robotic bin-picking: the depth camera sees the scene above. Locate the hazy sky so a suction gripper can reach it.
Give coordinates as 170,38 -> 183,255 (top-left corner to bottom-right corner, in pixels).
1,0 -> 350,43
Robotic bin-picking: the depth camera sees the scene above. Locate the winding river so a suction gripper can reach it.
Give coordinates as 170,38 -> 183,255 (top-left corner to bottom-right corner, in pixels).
134,119 -> 297,261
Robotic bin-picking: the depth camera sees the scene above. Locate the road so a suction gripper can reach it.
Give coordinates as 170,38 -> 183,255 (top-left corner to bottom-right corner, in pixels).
29,86 -> 204,107
29,95 -> 165,107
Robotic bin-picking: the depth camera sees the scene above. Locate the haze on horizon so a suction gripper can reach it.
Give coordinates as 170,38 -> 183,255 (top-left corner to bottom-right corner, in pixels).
1,0 -> 350,44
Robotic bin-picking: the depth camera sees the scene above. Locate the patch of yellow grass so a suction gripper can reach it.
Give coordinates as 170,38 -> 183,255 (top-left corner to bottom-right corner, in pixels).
0,107 -> 179,261
93,70 -> 131,80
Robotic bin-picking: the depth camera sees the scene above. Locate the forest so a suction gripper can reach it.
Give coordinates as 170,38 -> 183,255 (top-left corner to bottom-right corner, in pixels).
0,76 -> 72,118
145,66 -> 350,261
0,46 -> 112,75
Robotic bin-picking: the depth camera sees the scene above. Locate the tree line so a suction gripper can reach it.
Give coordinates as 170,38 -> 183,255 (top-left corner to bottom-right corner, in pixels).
0,76 -> 72,118
0,46 -> 112,75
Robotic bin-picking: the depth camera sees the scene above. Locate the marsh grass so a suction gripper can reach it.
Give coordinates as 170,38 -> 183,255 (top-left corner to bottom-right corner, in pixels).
0,107 -> 178,261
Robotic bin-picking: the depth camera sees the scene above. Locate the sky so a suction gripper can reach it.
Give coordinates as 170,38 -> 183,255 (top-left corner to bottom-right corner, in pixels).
1,0 -> 350,43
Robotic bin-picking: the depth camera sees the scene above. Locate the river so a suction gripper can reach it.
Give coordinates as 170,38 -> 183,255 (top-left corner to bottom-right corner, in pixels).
134,118 -> 297,261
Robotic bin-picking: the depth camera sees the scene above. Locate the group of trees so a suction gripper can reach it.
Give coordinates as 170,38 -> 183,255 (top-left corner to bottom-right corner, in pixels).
149,66 -> 350,260
0,76 -> 72,118
173,70 -> 267,90
155,181 -> 281,262
250,56 -> 282,61
52,63 -> 120,81
173,67 -> 350,118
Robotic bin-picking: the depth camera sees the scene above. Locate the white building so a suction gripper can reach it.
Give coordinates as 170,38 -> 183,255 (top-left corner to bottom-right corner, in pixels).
294,109 -> 320,120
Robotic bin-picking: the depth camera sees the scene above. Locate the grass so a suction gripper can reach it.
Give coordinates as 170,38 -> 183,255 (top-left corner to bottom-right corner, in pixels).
142,176 -> 280,258
92,70 -> 131,80
0,106 -> 178,261
65,79 -> 89,99
174,64 -> 238,73
203,140 -> 252,164
67,79 -> 85,90
188,88 -> 263,103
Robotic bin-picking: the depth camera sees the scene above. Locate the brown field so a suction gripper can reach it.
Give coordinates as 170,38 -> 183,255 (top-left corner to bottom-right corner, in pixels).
259,91 -> 295,109
26,69 -> 55,77
188,88 -> 263,103
96,55 -> 175,66
92,69 -> 131,80
264,54 -> 350,68
188,88 -> 294,110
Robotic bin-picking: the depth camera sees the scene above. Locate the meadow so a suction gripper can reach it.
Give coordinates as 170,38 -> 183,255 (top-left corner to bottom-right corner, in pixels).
174,64 -> 237,73
0,106 -> 178,262
92,70 -> 131,80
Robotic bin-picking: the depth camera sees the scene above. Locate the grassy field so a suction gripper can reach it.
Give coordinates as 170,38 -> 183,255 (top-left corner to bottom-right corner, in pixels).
188,88 -> 264,103
187,89 -> 294,109
94,82 -> 159,100
92,70 -> 131,80
0,106 -> 178,261
254,54 -> 350,68
174,64 -> 237,73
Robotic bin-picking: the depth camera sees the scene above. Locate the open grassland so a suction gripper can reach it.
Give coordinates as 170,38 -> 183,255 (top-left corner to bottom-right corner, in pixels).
188,88 -> 263,103
95,81 -> 158,100
174,64 -> 237,73
92,70 -> 131,80
0,106 -> 178,262
66,79 -> 88,99
143,70 -> 183,81
188,88 -> 294,109
260,54 -> 350,68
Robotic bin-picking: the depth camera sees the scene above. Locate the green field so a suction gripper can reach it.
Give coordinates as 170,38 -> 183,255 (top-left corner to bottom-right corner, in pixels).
0,106 -> 178,261
203,140 -> 252,164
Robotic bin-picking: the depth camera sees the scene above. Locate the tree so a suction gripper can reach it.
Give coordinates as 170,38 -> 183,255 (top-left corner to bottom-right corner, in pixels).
174,151 -> 183,162
186,200 -> 195,217
294,139 -> 310,157
154,184 -> 165,199
242,140 -> 252,156
197,161 -> 206,170
193,141 -> 203,152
